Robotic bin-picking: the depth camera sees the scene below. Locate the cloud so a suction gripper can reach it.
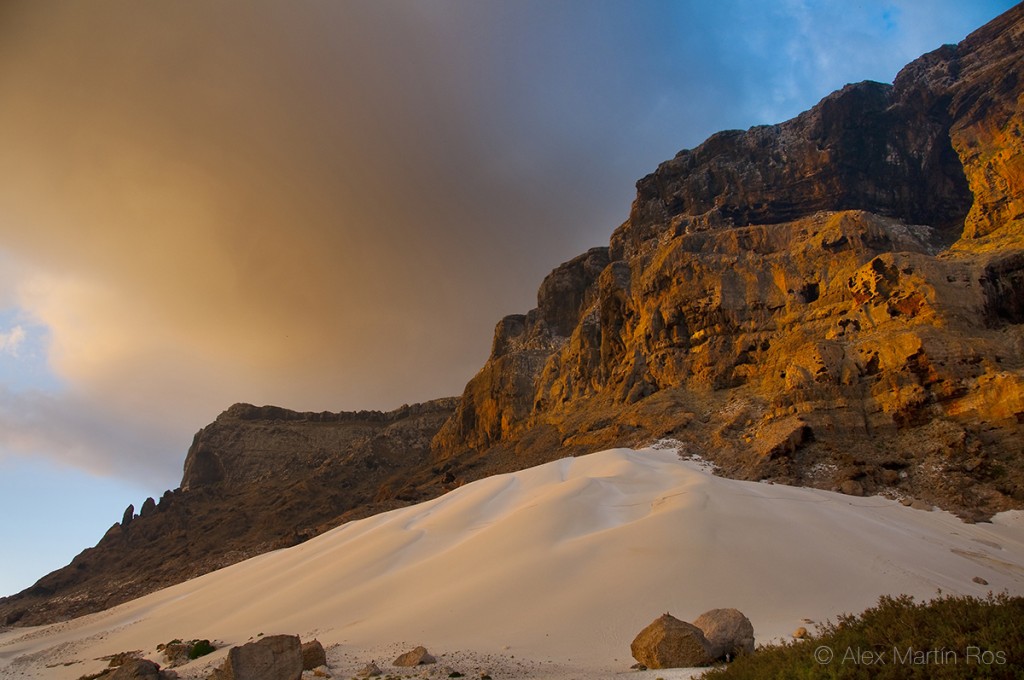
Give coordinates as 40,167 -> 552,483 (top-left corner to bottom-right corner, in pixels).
0,325 -> 25,356
0,0 -> 1015,489
0,387 -> 184,485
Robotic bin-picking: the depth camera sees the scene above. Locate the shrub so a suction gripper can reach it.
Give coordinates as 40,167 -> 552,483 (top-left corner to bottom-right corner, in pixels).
189,639 -> 216,659
700,592 -> 1024,679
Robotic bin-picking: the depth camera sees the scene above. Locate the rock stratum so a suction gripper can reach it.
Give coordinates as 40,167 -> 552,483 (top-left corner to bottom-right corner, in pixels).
432,4 -> 1024,515
3,4 -> 1024,627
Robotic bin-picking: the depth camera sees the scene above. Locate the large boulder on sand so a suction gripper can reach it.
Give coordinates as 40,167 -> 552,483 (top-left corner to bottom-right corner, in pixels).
300,640 -> 327,670
104,658 -> 177,679
215,634 -> 302,680
630,614 -> 715,669
693,608 -> 755,659
105,659 -> 158,679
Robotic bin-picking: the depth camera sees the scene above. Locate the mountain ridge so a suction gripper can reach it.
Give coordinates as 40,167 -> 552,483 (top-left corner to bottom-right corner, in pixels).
3,3 -> 1023,628
431,3 -> 1024,511
1,398 -> 460,626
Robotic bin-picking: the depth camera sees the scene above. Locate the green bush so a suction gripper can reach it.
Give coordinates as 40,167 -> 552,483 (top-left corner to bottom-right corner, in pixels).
700,592 -> 1024,679
189,639 -> 215,659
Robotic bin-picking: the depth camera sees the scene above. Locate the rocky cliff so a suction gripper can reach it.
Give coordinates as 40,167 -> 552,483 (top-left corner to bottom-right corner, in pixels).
4,4 -> 1023,628
432,4 -> 1024,518
0,399 -> 457,626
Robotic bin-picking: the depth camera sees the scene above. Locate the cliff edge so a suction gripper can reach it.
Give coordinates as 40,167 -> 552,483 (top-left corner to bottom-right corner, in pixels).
432,4 -> 1024,518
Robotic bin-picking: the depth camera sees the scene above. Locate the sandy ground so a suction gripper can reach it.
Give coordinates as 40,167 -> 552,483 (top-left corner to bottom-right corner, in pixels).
2,446 -> 1023,680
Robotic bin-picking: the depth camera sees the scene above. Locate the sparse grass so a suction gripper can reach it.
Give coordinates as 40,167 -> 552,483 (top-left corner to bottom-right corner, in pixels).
700,592 -> 1024,679
155,637 -> 216,663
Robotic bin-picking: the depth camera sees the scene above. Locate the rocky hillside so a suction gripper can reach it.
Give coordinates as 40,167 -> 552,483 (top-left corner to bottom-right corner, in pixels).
0,399 -> 457,626
432,3 -> 1024,516
3,4 -> 1023,628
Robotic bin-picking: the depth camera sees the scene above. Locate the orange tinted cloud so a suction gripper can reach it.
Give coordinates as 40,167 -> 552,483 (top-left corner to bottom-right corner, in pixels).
0,0 -> 1013,485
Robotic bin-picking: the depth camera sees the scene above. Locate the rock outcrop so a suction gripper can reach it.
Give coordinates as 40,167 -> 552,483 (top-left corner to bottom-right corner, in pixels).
392,646 -> 436,667
432,4 -> 1024,520
693,608 -> 755,659
99,658 -> 177,680
630,613 -> 716,669
356,662 -> 382,678
211,635 -> 303,680
301,640 -> 327,671
433,247 -> 610,457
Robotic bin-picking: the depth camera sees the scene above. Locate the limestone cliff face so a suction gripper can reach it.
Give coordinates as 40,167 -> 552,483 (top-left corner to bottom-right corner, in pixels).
433,247 -> 609,453
619,79 -> 972,254
433,4 -> 1024,518
180,401 -> 451,492
939,7 -> 1024,242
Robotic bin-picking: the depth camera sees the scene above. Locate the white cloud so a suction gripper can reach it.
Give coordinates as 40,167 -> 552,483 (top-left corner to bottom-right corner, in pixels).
0,325 -> 25,356
0,386 -> 184,486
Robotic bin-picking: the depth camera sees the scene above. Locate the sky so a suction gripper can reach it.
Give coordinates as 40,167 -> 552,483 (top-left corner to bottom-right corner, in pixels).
0,0 -> 1016,598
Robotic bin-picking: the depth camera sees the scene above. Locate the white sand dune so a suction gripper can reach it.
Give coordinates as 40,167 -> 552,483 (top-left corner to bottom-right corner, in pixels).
2,447 -> 1024,679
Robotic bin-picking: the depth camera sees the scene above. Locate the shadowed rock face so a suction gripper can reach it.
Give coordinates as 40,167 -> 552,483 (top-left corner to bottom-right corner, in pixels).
619,78 -> 972,255
0,399 -> 458,627
432,4 -> 1024,518
4,4 -> 1024,630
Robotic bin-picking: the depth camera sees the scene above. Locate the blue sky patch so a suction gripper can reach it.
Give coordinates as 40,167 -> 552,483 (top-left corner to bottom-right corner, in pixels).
0,307 -> 65,393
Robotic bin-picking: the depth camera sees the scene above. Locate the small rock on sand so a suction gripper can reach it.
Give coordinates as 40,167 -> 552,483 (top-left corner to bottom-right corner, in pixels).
357,662 -> 382,677
393,646 -> 436,667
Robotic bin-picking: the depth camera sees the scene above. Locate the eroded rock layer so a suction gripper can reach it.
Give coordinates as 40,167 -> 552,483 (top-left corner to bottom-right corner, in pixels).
432,5 -> 1024,518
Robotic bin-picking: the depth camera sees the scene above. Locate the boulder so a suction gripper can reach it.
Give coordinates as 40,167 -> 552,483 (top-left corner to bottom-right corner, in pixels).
630,613 -> 715,669
693,608 -> 755,659
162,643 -> 190,667
356,662 -> 382,677
300,640 -> 327,670
839,480 -> 865,497
217,634 -> 302,680
301,667 -> 331,679
104,659 -> 171,679
392,646 -> 436,667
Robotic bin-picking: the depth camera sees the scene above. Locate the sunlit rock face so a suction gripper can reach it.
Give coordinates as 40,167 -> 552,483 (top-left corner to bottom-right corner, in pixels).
434,4 -> 1024,520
